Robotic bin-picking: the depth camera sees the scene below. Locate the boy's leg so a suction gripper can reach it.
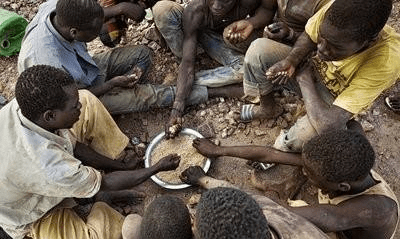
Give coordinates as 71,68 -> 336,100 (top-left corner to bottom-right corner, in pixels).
242,38 -> 292,120
31,202 -> 124,239
93,45 -> 208,113
86,202 -> 125,239
153,1 -> 184,58
30,207 -> 90,239
71,90 -> 129,159
195,30 -> 245,87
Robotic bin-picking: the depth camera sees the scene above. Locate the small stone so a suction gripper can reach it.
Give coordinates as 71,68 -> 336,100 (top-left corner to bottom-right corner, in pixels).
361,120 -> 374,132
266,119 -> 275,128
237,123 -> 246,130
254,130 -> 267,136
142,118 -> 148,126
227,127 -> 235,136
251,119 -> 261,127
372,108 -> 380,116
200,110 -> 207,117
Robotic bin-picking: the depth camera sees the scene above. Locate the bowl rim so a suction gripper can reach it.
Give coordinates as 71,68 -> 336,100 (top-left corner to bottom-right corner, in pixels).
144,128 -> 211,189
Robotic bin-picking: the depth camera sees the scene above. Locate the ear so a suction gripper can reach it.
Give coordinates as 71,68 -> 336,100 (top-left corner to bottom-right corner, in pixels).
70,27 -> 78,39
337,182 -> 351,192
43,110 -> 57,123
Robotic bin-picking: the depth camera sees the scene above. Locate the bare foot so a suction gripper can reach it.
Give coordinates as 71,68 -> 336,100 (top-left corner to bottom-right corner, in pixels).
385,95 -> 400,113
119,150 -> 144,170
251,104 -> 283,120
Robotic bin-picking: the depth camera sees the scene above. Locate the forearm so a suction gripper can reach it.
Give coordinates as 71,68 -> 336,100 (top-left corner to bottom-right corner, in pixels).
103,3 -> 145,21
85,81 -> 114,97
286,33 -> 316,67
298,76 -> 351,133
173,62 -> 196,112
216,145 -> 302,166
247,0 -> 276,29
100,166 -> 160,191
74,142 -> 125,171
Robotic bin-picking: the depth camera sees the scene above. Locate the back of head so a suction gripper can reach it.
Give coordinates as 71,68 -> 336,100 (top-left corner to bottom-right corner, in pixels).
140,195 -> 192,239
303,129 -> 375,183
56,0 -> 104,29
196,187 -> 271,239
15,65 -> 75,121
325,0 -> 392,43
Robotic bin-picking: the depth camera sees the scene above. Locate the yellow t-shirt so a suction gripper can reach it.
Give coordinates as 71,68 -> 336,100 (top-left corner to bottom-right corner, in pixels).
305,1 -> 400,114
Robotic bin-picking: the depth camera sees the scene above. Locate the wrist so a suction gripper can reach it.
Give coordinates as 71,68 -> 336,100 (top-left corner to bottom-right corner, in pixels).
172,101 -> 185,114
285,28 -> 295,42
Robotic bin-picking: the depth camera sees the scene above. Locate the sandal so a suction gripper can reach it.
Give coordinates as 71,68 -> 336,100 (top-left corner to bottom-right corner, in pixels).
240,104 -> 255,122
385,96 -> 400,113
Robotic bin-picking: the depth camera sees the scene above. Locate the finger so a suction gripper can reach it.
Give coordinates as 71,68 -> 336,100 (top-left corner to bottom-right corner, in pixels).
272,75 -> 284,84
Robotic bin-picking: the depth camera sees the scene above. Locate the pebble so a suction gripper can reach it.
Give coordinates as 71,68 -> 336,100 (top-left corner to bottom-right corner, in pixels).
361,120 -> 374,132
254,130 -> 267,136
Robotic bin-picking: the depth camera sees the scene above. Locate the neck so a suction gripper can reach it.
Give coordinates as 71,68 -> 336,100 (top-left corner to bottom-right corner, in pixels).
348,174 -> 377,195
52,14 -> 74,42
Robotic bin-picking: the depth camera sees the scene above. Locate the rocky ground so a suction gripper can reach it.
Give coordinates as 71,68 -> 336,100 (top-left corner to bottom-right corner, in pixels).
1,0 -> 400,238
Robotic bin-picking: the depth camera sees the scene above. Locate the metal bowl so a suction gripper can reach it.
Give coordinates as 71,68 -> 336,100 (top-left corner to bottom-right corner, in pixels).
144,128 -> 211,189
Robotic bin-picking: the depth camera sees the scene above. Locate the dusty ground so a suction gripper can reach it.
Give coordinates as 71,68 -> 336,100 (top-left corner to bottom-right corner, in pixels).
1,0 -> 400,238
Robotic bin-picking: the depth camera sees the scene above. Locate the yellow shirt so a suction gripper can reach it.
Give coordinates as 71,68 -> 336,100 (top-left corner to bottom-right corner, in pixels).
305,1 -> 400,114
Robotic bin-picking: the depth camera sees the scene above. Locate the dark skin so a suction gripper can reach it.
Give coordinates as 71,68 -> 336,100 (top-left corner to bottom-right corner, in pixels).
34,84 -> 180,201
165,0 -> 277,138
51,8 -> 143,98
187,138 -> 398,239
253,18 -> 376,132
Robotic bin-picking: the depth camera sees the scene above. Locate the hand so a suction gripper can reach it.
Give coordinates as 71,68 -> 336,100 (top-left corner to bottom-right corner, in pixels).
180,166 -> 206,185
192,138 -> 221,158
155,154 -> 180,171
263,22 -> 291,42
116,2 -> 146,22
109,66 -> 143,88
265,58 -> 296,85
223,20 -> 254,45
120,150 -> 144,170
165,109 -> 183,139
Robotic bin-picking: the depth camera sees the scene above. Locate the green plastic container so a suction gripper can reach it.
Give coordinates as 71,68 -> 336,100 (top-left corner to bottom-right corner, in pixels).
0,8 -> 28,57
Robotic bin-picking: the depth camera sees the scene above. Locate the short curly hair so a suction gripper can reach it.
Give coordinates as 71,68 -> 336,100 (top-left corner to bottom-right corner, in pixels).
302,130 -> 375,183
15,65 -> 75,121
139,195 -> 192,239
56,0 -> 104,29
324,0 -> 392,43
196,187 -> 271,239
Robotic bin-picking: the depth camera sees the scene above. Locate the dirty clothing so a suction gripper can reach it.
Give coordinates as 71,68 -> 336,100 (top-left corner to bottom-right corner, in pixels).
244,1 -> 400,152
276,0 -> 331,33
305,1 -> 400,115
253,195 -> 330,239
30,202 -> 124,239
318,171 -> 399,239
0,90 -> 127,238
153,0 -> 256,88
18,0 -> 208,114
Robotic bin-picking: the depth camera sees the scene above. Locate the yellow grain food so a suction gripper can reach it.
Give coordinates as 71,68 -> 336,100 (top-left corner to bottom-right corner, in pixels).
151,134 -> 206,184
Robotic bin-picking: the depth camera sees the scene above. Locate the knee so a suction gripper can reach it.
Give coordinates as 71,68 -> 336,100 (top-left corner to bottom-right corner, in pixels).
244,38 -> 268,66
153,1 -> 181,27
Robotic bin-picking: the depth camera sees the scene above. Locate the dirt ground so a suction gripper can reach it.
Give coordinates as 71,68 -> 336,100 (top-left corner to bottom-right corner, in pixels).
1,0 -> 400,238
